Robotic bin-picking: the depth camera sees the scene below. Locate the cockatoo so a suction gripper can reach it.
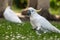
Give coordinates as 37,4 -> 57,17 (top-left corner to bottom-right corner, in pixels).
26,7 -> 60,35
3,6 -> 22,23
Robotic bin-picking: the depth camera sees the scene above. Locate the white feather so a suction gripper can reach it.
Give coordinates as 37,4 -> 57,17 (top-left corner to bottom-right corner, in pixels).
3,6 -> 22,23
28,7 -> 60,34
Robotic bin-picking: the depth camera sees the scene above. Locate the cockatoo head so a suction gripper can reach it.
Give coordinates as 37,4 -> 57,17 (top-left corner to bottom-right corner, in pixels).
22,7 -> 36,16
27,7 -> 36,16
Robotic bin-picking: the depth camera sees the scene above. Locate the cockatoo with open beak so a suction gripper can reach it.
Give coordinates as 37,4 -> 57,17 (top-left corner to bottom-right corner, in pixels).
3,6 -> 22,23
26,7 -> 60,35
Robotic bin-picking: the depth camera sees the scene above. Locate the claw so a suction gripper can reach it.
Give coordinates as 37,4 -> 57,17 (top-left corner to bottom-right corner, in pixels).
36,31 -> 41,35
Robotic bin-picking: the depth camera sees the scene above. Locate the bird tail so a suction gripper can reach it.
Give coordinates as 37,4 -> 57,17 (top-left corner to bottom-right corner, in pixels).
52,26 -> 60,33
48,25 -> 60,33
57,30 -> 60,33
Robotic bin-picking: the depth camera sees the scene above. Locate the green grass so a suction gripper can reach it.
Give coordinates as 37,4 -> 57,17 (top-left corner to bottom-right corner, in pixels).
0,19 -> 60,40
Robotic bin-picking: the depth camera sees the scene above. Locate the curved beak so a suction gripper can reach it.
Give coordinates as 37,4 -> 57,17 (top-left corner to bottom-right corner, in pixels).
27,10 -> 31,16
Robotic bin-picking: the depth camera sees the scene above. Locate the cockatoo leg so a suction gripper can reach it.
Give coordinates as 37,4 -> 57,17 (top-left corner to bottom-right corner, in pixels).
43,29 -> 51,33
43,30 -> 49,33
36,26 -> 41,31
36,30 -> 42,35
36,27 -> 43,35
32,26 -> 37,30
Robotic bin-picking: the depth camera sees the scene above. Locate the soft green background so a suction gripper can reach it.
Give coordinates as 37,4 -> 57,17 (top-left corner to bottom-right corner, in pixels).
12,0 -> 60,15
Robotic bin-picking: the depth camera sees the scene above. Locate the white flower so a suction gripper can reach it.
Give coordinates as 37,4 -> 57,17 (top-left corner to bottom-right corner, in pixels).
5,32 -> 8,34
50,36 -> 53,40
5,35 -> 9,39
11,37 -> 15,40
21,36 -> 26,39
16,35 -> 21,39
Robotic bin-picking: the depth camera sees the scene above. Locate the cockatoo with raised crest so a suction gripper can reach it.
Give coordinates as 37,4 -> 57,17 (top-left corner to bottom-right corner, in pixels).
25,7 -> 60,35
4,6 -> 22,23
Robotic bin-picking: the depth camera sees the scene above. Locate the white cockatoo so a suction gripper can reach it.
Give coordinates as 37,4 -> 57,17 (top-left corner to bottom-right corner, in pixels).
26,7 -> 60,35
3,6 -> 22,23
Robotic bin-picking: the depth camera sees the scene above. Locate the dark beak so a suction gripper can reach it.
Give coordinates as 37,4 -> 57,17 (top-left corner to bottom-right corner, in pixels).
27,10 -> 31,16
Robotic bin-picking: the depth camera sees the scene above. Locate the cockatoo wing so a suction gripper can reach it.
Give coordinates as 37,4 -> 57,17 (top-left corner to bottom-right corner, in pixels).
30,16 -> 41,30
39,16 -> 60,33
4,6 -> 22,23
